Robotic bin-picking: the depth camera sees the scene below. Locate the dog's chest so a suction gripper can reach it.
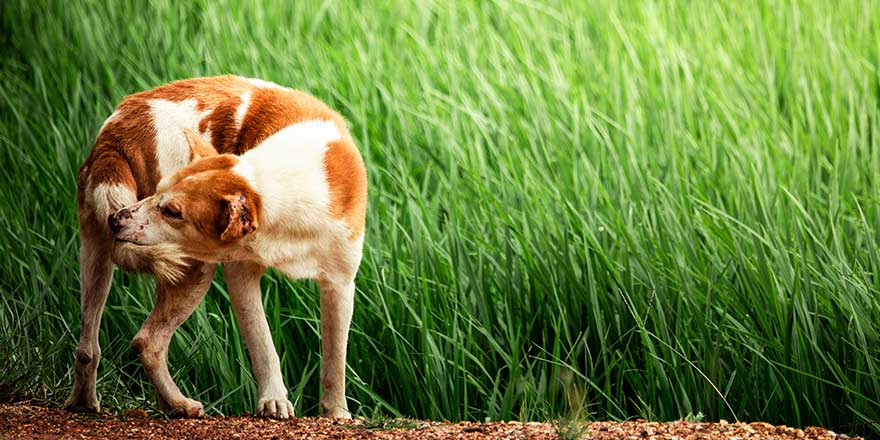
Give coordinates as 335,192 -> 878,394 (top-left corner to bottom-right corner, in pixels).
243,234 -> 322,279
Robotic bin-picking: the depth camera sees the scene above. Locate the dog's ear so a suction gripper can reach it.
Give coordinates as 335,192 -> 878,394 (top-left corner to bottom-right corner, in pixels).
184,128 -> 219,161
219,193 -> 258,241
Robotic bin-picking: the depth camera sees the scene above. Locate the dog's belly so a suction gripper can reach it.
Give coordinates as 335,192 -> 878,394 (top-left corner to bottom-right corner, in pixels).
245,235 -> 323,280
276,256 -> 320,280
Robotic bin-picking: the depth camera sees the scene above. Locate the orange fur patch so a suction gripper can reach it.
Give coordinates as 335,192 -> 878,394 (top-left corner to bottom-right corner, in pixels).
164,155 -> 263,250
325,139 -> 367,238
184,128 -> 219,160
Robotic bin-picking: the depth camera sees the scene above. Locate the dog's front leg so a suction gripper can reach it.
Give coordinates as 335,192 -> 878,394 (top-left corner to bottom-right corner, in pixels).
317,277 -> 354,419
225,261 -> 294,419
130,263 -> 216,418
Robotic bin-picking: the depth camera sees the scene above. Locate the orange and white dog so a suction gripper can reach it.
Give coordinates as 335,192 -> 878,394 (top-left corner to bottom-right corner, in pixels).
65,76 -> 366,419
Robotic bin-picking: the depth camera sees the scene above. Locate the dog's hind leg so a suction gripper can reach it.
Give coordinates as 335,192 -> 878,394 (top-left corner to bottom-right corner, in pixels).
224,261 -> 294,419
64,221 -> 114,413
130,263 -> 215,418
66,178 -> 136,413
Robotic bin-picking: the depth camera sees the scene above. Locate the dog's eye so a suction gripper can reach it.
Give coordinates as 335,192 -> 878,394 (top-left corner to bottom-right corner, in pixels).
161,205 -> 183,220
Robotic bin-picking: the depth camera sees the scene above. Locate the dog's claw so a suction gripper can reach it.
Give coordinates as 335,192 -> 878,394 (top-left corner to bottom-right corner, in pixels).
257,397 -> 294,419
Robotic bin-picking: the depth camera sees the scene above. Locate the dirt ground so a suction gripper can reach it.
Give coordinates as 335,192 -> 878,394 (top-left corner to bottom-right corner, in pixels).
0,401 -> 861,440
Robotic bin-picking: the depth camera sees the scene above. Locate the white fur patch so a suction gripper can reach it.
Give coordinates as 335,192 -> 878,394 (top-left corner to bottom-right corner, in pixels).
91,183 -> 137,223
234,91 -> 252,130
148,98 -> 211,179
245,78 -> 288,91
277,253 -> 321,280
234,120 -> 341,223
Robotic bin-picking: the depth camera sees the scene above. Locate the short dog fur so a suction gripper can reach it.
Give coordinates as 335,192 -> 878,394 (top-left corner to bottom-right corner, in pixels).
65,76 -> 366,419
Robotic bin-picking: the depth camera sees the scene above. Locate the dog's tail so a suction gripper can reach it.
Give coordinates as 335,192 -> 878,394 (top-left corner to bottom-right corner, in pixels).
77,149 -> 190,284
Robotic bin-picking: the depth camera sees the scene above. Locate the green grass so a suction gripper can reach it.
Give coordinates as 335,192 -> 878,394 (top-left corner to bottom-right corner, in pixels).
1,0 -> 879,437
352,416 -> 425,431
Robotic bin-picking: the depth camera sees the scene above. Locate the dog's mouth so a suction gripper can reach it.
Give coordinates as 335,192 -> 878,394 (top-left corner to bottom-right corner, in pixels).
114,237 -> 144,246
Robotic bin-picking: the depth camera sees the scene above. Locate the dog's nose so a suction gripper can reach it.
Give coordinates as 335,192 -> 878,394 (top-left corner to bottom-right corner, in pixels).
108,213 -> 120,234
108,209 -> 128,234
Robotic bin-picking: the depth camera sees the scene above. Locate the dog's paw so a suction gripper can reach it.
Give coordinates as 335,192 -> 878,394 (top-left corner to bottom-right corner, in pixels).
257,397 -> 295,419
64,393 -> 100,414
165,398 -> 204,418
320,401 -> 351,419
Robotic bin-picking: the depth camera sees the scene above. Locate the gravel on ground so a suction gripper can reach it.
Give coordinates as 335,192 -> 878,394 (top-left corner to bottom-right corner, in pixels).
0,401 -> 862,440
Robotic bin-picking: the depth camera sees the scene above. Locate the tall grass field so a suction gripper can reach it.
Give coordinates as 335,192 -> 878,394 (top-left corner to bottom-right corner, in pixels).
1,0 -> 879,437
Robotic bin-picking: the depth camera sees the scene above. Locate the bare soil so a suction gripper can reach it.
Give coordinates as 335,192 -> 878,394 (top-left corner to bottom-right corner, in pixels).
0,401 -> 861,440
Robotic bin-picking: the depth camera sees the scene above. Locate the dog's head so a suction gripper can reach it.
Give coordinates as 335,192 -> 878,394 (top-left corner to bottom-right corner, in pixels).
109,129 -> 261,263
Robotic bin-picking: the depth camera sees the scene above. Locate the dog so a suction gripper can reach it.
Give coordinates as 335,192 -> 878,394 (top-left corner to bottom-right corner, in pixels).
65,76 -> 367,419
